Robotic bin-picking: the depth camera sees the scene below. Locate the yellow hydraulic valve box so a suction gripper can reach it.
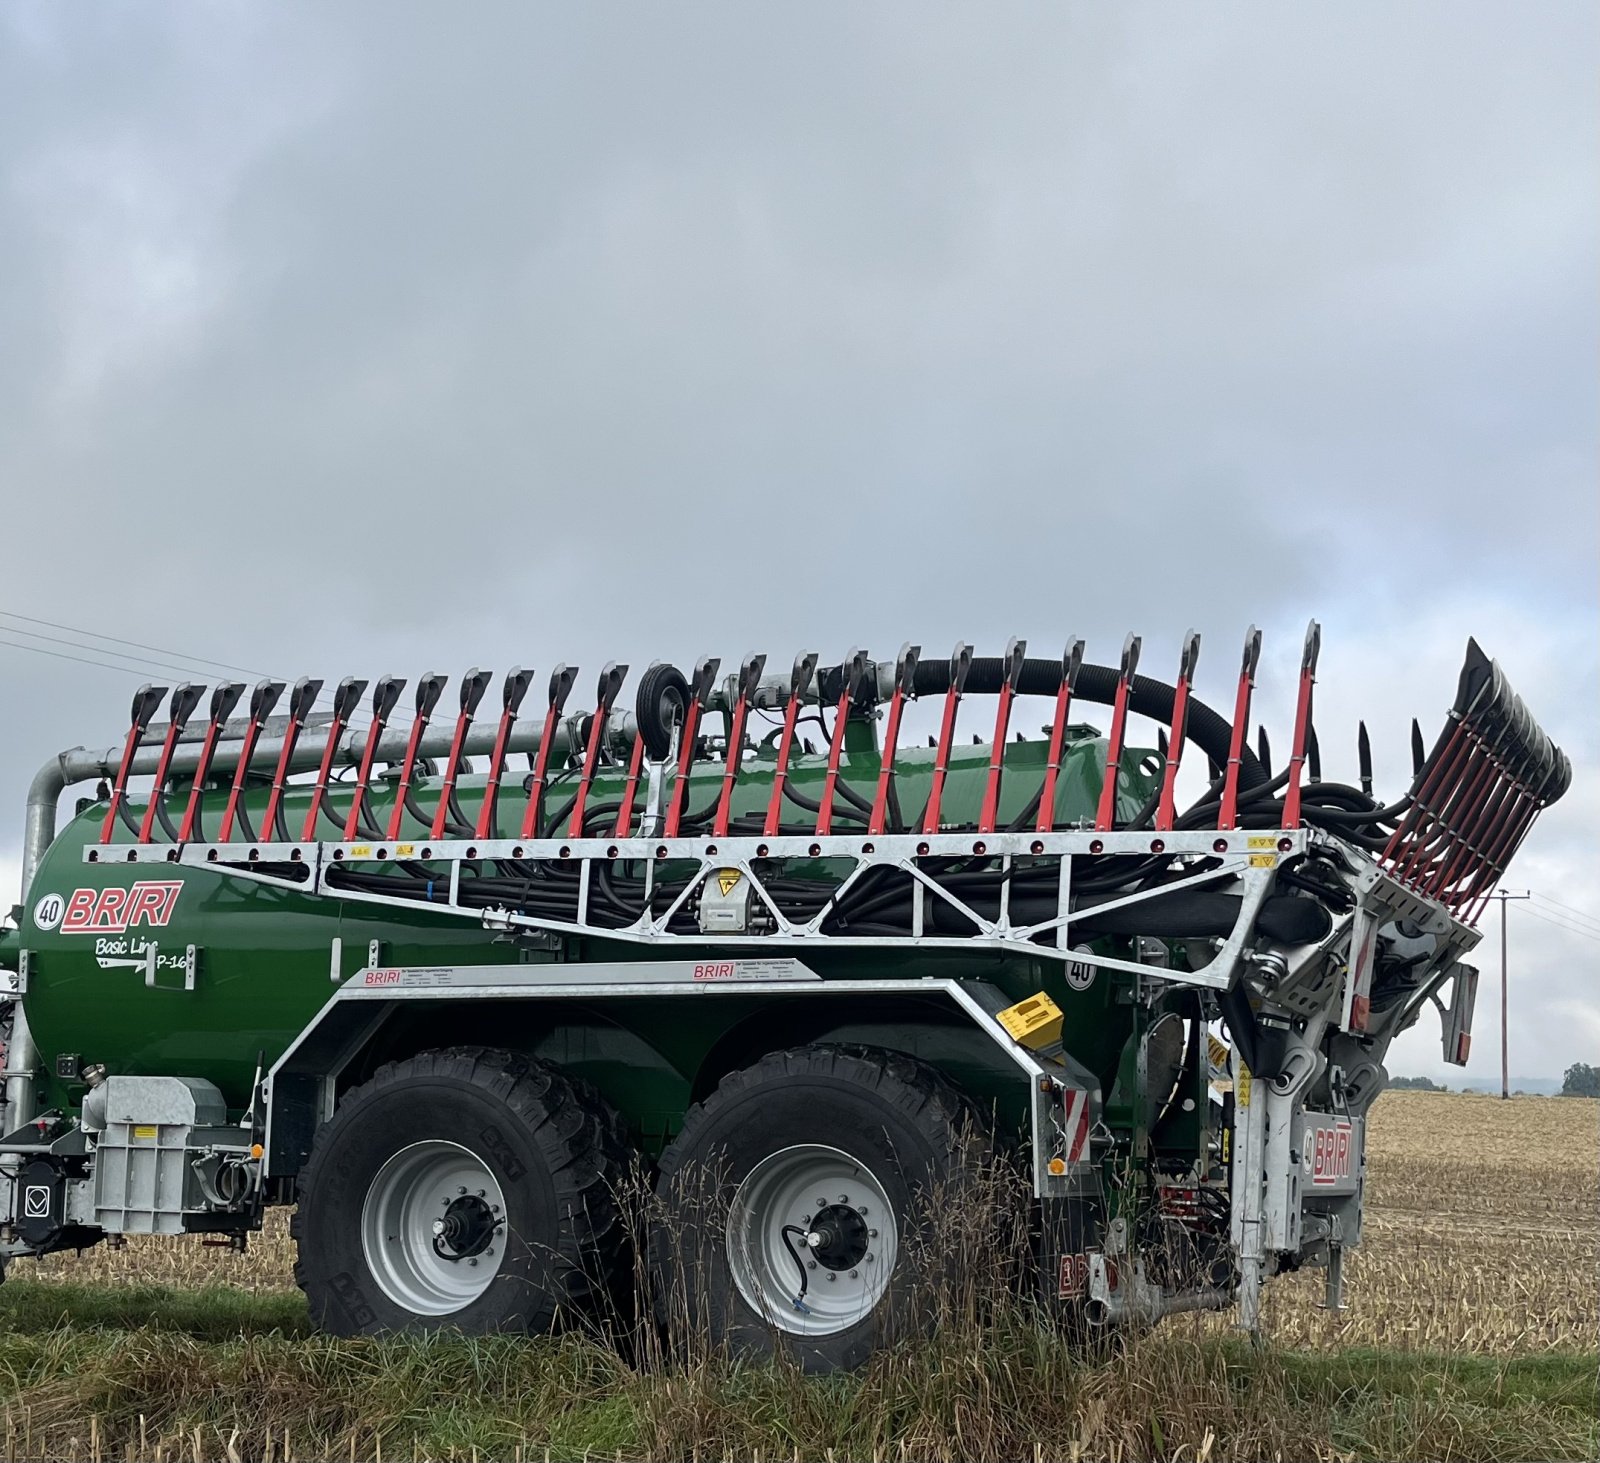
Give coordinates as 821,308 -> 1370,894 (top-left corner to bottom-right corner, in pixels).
996,991 -> 1064,1050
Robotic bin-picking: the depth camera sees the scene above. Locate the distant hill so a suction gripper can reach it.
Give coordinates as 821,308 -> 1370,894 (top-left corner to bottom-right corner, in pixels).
1389,1075 -> 1564,1096
1454,1076 -> 1563,1096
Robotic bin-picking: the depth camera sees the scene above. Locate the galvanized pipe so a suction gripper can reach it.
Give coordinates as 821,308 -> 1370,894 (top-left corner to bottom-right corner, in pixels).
9,710 -> 636,1129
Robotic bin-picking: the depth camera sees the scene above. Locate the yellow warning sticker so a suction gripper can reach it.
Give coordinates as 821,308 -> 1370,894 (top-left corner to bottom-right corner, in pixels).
132,1125 -> 159,1141
1249,853 -> 1278,868
1207,1034 -> 1230,1069
715,870 -> 742,897
350,845 -> 372,859
395,843 -> 415,857
1247,836 -> 1277,849
1236,1064 -> 1252,1105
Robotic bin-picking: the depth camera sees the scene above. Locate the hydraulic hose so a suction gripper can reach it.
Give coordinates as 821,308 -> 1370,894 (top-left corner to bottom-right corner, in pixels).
877,656 -> 1273,793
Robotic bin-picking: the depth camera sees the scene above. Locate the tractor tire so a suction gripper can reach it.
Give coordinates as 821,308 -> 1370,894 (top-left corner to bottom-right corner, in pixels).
293,1046 -> 630,1337
651,1044 -> 986,1373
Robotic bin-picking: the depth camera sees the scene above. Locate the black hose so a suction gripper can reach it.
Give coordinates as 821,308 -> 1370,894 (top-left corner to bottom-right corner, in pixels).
892,657 -> 1270,792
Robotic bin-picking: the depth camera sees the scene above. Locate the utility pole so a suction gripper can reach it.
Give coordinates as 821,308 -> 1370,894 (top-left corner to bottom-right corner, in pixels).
1491,889 -> 1530,1099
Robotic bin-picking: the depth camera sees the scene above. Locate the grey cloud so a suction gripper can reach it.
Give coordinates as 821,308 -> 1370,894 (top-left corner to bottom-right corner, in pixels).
0,3 -> 1593,1068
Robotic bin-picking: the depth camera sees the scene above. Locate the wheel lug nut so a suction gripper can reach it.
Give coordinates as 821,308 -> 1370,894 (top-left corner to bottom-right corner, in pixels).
477,1189 -> 486,1198
800,1214 -> 811,1225
869,1229 -> 878,1238
850,1269 -> 859,1278
838,1194 -> 848,1203
457,1186 -> 467,1195
826,1273 -> 836,1282
866,1253 -> 875,1262
807,1261 -> 817,1270
468,1258 -> 478,1267
816,1198 -> 827,1208
858,1205 -> 868,1215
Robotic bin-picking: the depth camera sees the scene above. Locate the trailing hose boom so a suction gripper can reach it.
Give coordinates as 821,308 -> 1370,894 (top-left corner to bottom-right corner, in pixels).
0,622 -> 1568,1358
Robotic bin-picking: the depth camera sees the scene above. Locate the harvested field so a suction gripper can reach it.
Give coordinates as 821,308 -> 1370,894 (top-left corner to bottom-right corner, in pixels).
25,1090 -> 1597,1355
1259,1090 -> 1599,1353
0,1091 -> 1592,1460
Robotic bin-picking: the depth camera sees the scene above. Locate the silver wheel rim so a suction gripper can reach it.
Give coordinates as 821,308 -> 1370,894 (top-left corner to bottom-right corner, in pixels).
360,1140 -> 507,1316
726,1143 -> 898,1337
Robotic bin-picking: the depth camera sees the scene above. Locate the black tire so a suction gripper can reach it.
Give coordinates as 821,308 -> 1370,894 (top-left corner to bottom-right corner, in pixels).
651,1044 -> 985,1373
635,663 -> 691,761
293,1046 -> 630,1337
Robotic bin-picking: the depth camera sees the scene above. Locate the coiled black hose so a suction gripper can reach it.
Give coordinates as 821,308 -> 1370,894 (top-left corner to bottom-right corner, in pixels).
818,655 -> 1275,795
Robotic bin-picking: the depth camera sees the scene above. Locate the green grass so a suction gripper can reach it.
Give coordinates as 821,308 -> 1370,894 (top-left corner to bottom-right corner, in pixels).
0,1281 -> 1591,1461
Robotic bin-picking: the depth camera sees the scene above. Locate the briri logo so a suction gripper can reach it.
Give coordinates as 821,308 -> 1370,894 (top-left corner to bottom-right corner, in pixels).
47,882 -> 183,936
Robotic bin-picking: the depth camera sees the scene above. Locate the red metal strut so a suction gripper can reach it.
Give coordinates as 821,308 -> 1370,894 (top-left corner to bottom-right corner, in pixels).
178,681 -> 245,843
613,726 -> 648,838
567,663 -> 629,837
714,654 -> 768,838
260,678 -> 322,842
869,644 -> 920,836
816,650 -> 867,837
302,677 -> 368,842
978,638 -> 1027,834
922,642 -> 973,835
1281,621 -> 1320,830
520,666 -> 577,841
385,673 -> 447,841
763,652 -> 819,838
426,670 -> 490,841
138,684 -> 205,843
218,680 -> 283,843
1036,638 -> 1085,834
476,668 -> 534,840
1154,631 -> 1201,832
344,677 -> 406,840
1218,627 -> 1261,831
1093,634 -> 1141,832
664,659 -> 720,838
100,683 -> 169,843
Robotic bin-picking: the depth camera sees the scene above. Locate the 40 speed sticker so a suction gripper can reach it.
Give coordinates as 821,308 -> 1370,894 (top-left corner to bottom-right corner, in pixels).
1065,944 -> 1097,992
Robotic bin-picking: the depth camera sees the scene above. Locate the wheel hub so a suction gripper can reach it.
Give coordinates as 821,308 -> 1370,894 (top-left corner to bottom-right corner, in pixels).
725,1143 -> 898,1338
432,1193 -> 498,1261
360,1140 -> 508,1316
806,1203 -> 869,1271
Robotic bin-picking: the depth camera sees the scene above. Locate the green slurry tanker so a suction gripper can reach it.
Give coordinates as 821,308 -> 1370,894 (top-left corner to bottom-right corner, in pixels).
0,629 -> 1569,1370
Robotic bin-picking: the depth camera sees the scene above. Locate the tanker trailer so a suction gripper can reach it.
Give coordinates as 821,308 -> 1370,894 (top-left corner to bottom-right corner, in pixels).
0,628 -> 1568,1371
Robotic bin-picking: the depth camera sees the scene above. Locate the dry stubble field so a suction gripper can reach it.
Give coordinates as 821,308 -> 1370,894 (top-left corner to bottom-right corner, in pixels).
28,1089 -> 1596,1355
0,1089 -> 1592,1460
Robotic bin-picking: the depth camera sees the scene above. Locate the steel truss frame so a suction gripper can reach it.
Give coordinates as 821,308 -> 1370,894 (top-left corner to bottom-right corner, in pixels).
92,827 -> 1313,992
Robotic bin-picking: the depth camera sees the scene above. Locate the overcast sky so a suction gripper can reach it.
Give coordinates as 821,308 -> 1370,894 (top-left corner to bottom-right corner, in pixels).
1,3 -> 1594,1080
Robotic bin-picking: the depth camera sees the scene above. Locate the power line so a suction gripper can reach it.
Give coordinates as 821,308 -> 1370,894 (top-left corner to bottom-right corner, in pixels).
1528,890 -> 1600,933
0,634 -> 188,681
0,609 -> 272,681
0,609 -> 362,724
0,624 -> 233,684
1521,903 -> 1600,945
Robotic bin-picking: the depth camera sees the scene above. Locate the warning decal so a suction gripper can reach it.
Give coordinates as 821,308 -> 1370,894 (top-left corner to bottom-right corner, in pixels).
715,870 -> 742,897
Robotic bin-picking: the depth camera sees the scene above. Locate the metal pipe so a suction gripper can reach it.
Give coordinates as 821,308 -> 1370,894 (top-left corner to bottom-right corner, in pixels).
9,711 -> 634,1130
24,713 -> 634,881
